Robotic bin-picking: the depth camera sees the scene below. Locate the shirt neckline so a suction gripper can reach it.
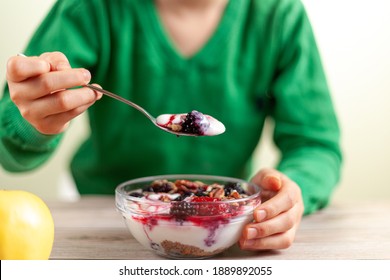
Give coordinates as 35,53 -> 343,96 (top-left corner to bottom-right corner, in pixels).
141,0 -> 242,68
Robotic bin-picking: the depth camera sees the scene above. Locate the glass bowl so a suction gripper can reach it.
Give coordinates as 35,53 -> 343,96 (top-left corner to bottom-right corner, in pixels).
115,174 -> 261,259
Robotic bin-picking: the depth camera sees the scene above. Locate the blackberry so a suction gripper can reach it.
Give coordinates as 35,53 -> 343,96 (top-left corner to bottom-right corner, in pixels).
152,182 -> 173,193
224,182 -> 245,196
142,180 -> 173,193
195,189 -> 208,197
129,192 -> 144,198
173,191 -> 193,201
170,201 -> 197,221
142,185 -> 155,192
181,110 -> 210,135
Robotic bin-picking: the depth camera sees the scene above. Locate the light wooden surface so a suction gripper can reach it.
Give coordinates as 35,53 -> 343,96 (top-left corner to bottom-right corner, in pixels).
47,196 -> 390,260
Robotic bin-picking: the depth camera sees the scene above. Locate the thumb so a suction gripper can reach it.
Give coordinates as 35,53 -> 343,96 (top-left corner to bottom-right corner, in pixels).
251,168 -> 282,192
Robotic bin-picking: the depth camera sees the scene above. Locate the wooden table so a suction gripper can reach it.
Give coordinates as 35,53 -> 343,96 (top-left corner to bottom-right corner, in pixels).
47,196 -> 390,260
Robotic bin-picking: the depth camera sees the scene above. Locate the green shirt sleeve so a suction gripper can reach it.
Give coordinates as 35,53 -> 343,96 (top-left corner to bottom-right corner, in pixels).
270,0 -> 342,214
0,89 -> 62,171
0,0 -> 102,172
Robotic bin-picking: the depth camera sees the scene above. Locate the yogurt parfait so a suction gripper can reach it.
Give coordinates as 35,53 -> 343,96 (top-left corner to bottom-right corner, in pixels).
115,175 -> 261,259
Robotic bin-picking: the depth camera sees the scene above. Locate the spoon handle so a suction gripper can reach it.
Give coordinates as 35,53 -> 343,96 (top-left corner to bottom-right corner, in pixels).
86,84 -> 156,122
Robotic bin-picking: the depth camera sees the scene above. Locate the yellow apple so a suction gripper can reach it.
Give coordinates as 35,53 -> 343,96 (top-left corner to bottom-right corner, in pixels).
0,190 -> 54,259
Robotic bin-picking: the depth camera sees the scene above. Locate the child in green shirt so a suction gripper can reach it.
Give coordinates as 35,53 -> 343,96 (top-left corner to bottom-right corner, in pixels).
0,0 -> 342,251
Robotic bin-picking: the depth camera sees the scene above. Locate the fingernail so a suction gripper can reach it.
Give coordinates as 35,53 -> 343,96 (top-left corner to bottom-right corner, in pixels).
96,92 -> 103,100
264,175 -> 281,187
83,70 -> 91,83
247,227 -> 258,239
255,209 -> 266,222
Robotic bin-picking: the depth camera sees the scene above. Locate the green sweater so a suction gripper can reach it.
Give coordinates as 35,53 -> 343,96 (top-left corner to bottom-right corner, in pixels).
0,0 -> 342,214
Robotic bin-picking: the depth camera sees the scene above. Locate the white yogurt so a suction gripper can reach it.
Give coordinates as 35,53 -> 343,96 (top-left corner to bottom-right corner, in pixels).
156,112 -> 225,136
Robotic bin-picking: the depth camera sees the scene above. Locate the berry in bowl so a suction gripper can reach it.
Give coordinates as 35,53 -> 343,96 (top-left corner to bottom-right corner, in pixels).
115,174 -> 261,259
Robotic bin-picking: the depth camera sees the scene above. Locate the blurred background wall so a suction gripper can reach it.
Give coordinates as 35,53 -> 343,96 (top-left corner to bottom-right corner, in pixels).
1,0 -> 390,202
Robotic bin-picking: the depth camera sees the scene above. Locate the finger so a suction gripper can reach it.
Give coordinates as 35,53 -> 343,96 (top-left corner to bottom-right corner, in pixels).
253,178 -> 301,222
239,226 -> 297,250
14,68 -> 91,100
32,87 -> 100,118
242,208 -> 296,240
34,102 -> 96,135
40,51 -> 71,71
251,168 -> 282,192
6,55 -> 51,83
87,83 -> 104,100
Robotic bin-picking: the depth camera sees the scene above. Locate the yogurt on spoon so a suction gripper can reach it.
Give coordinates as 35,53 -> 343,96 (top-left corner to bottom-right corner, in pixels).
156,110 -> 225,136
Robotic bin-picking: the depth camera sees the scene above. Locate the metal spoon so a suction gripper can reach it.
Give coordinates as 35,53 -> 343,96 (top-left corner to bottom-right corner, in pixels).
85,84 -> 225,137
